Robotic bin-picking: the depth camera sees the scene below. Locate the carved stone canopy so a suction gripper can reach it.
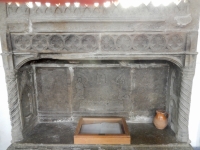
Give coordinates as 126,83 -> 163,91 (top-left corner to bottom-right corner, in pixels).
0,1 -> 200,150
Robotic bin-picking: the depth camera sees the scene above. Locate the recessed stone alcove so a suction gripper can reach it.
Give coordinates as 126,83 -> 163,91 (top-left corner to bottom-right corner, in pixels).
17,59 -> 180,145
19,60 -> 170,122
0,0 -> 200,149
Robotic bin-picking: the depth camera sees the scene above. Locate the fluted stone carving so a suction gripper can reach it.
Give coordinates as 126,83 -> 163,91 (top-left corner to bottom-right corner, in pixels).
6,71 -> 23,142
176,67 -> 195,142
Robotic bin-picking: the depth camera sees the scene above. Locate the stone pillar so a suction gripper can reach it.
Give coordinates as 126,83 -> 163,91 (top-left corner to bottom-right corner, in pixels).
176,67 -> 195,142
6,70 -> 23,142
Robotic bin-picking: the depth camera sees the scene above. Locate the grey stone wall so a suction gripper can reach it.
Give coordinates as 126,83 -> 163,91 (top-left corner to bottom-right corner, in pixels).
18,60 -> 170,123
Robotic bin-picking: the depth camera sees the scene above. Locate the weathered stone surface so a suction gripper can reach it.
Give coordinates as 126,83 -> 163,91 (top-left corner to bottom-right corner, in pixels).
133,65 -> 169,117
5,71 -> 23,142
21,123 -> 177,144
10,33 -> 186,52
8,134 -> 193,150
168,66 -> 181,135
11,33 -> 99,52
5,1 -> 199,32
18,65 -> 37,129
18,61 -> 169,120
1,0 -> 200,149
7,143 -> 194,150
72,67 -> 131,113
36,67 -> 71,121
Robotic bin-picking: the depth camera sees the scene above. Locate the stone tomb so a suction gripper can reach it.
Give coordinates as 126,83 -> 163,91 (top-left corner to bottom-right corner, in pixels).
0,1 -> 200,149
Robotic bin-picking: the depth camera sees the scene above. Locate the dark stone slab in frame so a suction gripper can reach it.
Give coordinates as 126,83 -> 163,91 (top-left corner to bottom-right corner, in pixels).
72,67 -> 131,113
36,67 -> 71,121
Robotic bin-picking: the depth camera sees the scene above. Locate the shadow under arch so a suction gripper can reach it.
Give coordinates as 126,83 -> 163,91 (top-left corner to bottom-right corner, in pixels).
14,55 -> 183,71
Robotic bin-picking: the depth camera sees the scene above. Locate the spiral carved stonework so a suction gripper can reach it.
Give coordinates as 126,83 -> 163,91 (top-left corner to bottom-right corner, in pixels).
101,35 -> 115,51
133,35 -> 149,50
32,35 -> 48,50
168,34 -> 184,51
49,35 -> 64,50
82,35 -> 97,51
150,35 -> 166,50
65,35 -> 80,51
177,68 -> 195,142
6,72 -> 23,142
14,35 -> 31,50
116,35 -> 132,51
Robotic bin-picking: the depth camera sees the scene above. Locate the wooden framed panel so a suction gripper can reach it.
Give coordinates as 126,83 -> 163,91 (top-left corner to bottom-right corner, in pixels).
74,117 -> 131,144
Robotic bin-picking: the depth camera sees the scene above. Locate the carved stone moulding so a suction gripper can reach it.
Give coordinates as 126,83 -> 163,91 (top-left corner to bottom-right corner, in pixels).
6,1 -> 190,20
6,1 -> 197,32
12,53 -> 185,72
11,33 -> 186,52
11,34 -> 99,52
101,33 -> 186,52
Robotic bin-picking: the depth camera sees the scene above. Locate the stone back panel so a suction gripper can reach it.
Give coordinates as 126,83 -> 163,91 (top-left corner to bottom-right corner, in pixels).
28,61 -> 169,122
36,67 -> 71,122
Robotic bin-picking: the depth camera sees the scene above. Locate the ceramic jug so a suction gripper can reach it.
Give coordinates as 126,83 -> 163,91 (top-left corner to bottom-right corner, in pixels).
153,110 -> 168,130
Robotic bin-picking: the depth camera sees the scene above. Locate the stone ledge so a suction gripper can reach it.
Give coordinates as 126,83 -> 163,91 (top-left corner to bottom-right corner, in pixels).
7,143 -> 193,150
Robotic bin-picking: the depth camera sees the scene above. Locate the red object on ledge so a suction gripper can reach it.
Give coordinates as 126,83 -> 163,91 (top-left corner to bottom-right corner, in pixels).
0,0 -> 118,5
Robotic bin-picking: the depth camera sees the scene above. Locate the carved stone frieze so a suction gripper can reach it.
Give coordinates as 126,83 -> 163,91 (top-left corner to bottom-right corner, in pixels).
82,35 -> 98,51
11,34 -> 98,52
168,34 -> 184,51
14,35 -> 32,50
65,35 -> 80,51
11,33 -> 186,52
49,35 -> 64,50
32,35 -> 48,50
150,34 -> 166,50
133,35 -> 149,51
101,35 -> 115,51
116,35 -> 132,51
